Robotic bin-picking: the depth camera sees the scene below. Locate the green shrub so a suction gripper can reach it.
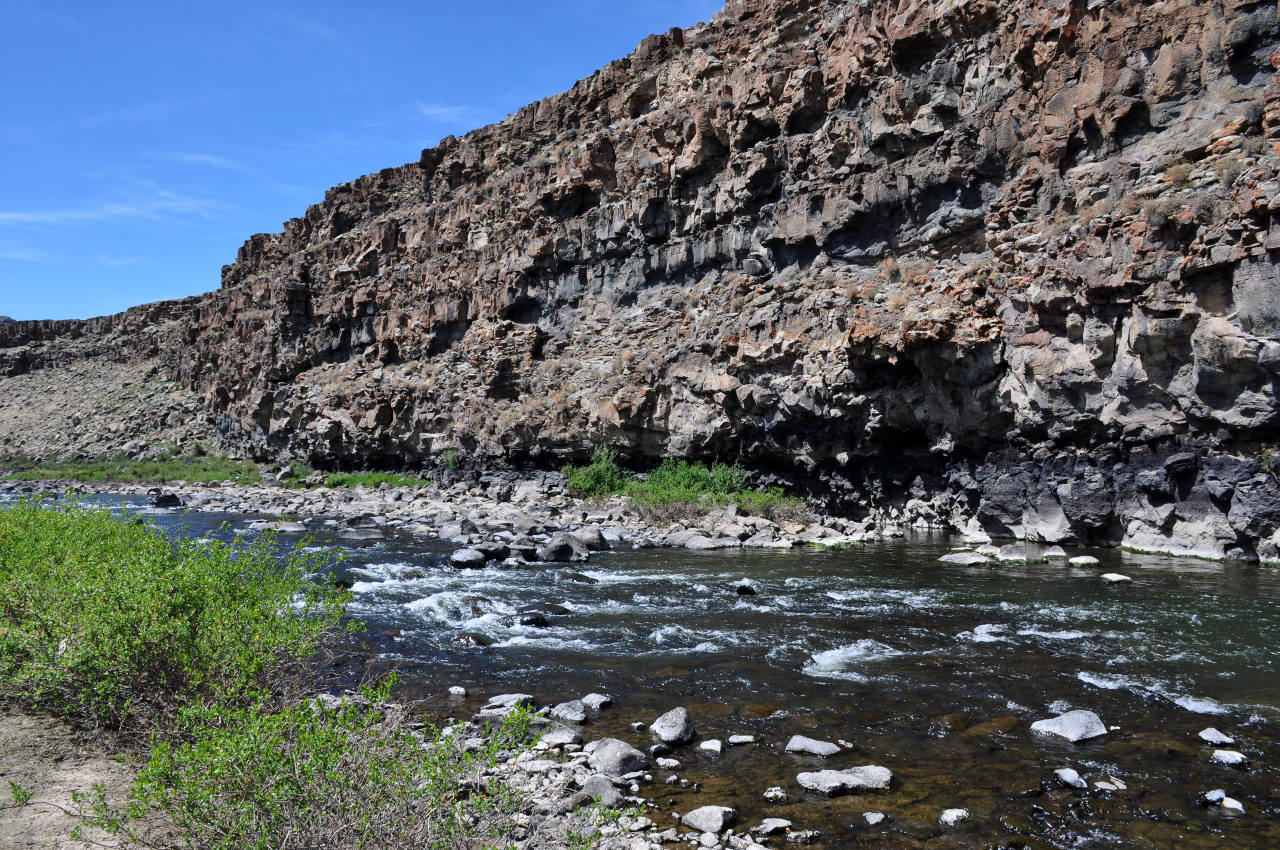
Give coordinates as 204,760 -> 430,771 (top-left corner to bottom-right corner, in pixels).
108,683 -> 540,850
0,500 -> 351,727
562,446 -> 632,497
561,448 -> 808,521
320,471 -> 433,489
5,453 -> 261,485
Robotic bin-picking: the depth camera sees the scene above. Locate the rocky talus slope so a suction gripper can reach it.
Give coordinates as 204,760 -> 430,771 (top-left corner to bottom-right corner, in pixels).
2,0 -> 1279,560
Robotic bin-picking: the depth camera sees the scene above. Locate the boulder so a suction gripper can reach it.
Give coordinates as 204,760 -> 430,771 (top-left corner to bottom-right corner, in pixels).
650,707 -> 695,744
682,806 -> 736,833
587,738 -> 648,775
580,774 -> 623,806
449,547 -> 487,567
1030,710 -> 1107,743
796,766 -> 892,795
537,533 -> 590,562
550,700 -> 588,725
785,735 -> 841,757
938,551 -> 991,565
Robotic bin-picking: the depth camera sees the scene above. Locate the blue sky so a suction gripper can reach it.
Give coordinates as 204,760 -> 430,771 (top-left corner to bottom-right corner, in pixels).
0,1 -> 723,320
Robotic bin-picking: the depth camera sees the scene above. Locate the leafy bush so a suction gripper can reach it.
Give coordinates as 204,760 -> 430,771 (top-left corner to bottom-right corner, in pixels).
561,449 -> 807,521
629,459 -> 807,522
320,471 -> 433,489
4,453 -> 262,485
0,500 -> 350,727
562,445 -> 632,497
107,683 -> 541,850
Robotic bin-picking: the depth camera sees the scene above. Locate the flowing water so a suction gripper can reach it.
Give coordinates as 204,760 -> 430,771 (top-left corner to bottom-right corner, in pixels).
21,492 -> 1280,848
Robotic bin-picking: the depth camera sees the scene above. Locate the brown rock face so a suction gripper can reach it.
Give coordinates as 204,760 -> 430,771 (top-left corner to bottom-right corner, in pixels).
3,0 -> 1280,558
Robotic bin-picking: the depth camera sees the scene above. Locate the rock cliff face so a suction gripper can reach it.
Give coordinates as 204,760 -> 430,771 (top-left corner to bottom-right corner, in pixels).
3,0 -> 1280,559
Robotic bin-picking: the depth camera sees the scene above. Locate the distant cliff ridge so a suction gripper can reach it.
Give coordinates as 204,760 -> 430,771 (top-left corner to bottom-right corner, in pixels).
2,0 -> 1279,560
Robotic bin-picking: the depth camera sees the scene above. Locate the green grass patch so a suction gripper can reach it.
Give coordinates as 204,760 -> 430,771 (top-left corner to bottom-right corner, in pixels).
0,499 -> 350,727
319,471 -> 434,489
561,448 -> 808,522
4,453 -> 262,485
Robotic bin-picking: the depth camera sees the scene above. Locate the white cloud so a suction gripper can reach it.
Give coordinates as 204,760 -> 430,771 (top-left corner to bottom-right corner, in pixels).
146,151 -> 251,172
0,191 -> 227,228
415,100 -> 487,125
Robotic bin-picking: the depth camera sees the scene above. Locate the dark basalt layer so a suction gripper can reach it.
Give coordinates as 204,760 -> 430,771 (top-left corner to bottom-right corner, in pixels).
2,0 -> 1279,559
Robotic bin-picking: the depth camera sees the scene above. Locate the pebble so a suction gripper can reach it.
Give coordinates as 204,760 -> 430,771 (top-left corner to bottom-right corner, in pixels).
863,811 -> 886,825
763,786 -> 787,803
447,685 -> 467,697
728,734 -> 756,745
939,808 -> 969,826
1069,555 -> 1100,566
1100,572 -> 1132,583
699,739 -> 723,754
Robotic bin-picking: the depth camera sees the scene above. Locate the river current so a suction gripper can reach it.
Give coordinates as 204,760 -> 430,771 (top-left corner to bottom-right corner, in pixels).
25,492 -> 1280,848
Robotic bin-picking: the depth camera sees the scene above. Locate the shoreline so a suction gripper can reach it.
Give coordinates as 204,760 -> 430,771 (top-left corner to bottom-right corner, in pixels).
2,472 -> 1276,566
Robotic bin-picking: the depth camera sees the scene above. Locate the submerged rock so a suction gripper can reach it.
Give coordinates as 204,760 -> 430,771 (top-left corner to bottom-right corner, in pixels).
939,552 -> 991,565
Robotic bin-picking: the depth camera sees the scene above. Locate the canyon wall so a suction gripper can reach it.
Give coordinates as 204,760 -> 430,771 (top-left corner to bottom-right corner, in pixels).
3,0 -> 1280,559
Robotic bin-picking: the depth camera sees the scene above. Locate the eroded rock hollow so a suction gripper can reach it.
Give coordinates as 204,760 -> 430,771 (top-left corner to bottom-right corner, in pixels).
3,0 -> 1280,559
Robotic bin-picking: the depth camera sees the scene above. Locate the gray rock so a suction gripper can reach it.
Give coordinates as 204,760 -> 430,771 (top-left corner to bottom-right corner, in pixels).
939,808 -> 969,826
796,766 -> 892,795
1199,727 -> 1234,745
938,551 -> 991,565
699,738 -> 723,754
580,774 -> 623,806
537,533 -> 590,562
1210,749 -> 1247,766
541,726 -> 583,747
651,707 -> 695,744
587,738 -> 648,775
863,811 -> 886,825
485,693 -> 534,708
550,699 -> 588,725
1043,545 -> 1068,559
1069,555 -> 1100,566
682,805 -> 736,833
1030,710 -> 1107,743
1100,572 -> 1132,583
449,547 -> 487,567
785,735 -> 841,757
763,786 -> 787,802
1054,767 -> 1087,789
754,818 -> 792,835
582,692 -> 612,711
571,527 -> 610,551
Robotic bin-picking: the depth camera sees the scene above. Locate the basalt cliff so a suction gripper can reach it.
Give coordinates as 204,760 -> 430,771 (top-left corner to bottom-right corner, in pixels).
3,0 -> 1280,560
